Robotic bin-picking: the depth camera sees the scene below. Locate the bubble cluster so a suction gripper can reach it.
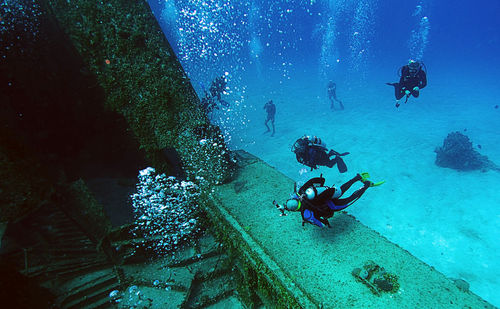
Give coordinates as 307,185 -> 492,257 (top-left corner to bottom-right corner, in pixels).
180,129 -> 235,185
408,3 -> 430,62
159,0 -> 247,84
317,0 -> 376,84
348,0 -> 376,81
0,0 -> 42,61
319,15 -> 340,80
131,167 -> 201,256
108,285 -> 153,308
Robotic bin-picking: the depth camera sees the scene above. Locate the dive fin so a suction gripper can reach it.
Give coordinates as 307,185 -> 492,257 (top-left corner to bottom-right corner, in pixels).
360,172 -> 370,182
360,172 -> 385,186
370,180 -> 385,187
336,156 -> 348,173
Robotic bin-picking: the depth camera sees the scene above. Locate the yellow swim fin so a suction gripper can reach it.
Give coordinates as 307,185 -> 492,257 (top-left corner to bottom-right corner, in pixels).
370,180 -> 385,187
360,172 -> 385,187
360,172 -> 370,182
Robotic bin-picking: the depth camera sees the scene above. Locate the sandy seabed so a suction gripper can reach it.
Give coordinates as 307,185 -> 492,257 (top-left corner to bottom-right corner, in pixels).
217,70 -> 500,307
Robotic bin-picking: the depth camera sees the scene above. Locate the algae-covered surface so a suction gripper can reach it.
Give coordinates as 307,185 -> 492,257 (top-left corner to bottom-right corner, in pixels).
208,150 -> 494,308
45,0 -> 233,183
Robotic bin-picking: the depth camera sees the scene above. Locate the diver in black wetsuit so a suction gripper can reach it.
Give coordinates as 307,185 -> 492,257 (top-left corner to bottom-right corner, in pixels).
291,135 -> 349,173
386,60 -> 427,108
209,75 -> 229,107
201,91 -> 218,113
273,174 -> 383,227
263,100 -> 276,136
327,81 -> 344,110
200,75 -> 230,115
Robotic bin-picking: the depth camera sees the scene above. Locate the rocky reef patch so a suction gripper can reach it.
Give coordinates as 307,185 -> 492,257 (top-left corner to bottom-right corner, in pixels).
434,131 -> 499,172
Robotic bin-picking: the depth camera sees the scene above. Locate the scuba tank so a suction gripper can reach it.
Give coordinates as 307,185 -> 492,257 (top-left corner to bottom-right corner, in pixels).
306,135 -> 327,150
305,185 -> 342,200
304,186 -> 327,200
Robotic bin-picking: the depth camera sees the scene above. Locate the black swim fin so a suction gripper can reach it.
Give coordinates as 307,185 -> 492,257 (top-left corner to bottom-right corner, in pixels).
335,156 -> 348,173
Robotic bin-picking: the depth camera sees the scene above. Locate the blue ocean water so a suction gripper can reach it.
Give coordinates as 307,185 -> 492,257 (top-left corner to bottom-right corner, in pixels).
150,0 -> 499,92
147,0 -> 500,306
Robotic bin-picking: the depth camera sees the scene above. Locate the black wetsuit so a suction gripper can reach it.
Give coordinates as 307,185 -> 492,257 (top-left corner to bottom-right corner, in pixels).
201,91 -> 217,113
264,101 -> 276,136
293,137 -> 348,173
209,76 -> 229,107
327,82 -> 344,110
297,175 -> 370,227
389,65 -> 427,100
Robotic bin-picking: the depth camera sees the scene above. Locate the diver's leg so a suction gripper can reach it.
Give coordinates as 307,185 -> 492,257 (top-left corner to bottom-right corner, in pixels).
326,158 -> 337,168
333,184 -> 369,206
271,119 -> 275,136
339,174 -> 362,194
388,83 -> 404,107
316,151 -> 332,167
328,149 -> 339,157
264,118 -> 270,133
395,86 -> 405,100
396,87 -> 405,107
387,82 -> 405,100
338,99 -> 345,110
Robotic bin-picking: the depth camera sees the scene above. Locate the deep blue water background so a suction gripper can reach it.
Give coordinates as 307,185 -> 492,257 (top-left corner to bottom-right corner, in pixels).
148,0 -> 500,94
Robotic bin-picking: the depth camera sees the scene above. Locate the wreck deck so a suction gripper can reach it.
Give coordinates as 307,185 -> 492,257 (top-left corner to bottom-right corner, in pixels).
203,150 -> 494,308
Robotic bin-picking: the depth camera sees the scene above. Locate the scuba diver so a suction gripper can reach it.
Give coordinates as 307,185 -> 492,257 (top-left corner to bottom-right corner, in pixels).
327,81 -> 344,110
263,100 -> 276,136
200,75 -> 230,115
273,173 -> 384,227
209,75 -> 230,107
386,60 -> 427,108
291,135 -> 350,173
200,91 -> 218,114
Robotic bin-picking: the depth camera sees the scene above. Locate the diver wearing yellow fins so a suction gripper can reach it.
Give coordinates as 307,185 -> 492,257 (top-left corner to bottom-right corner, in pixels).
274,173 -> 384,227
